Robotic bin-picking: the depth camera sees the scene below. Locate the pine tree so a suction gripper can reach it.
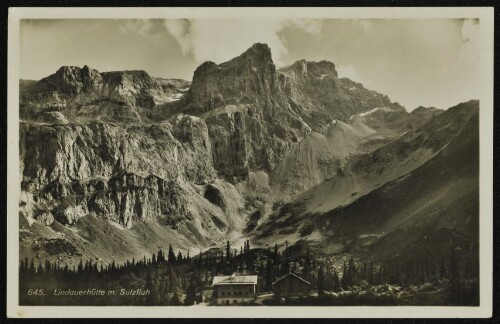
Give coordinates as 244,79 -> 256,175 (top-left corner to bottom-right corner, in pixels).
184,278 -> 197,305
342,261 -> 348,288
171,286 -> 181,305
29,259 -> 35,274
168,245 -> 176,264
368,261 -> 374,285
448,247 -> 462,305
226,241 -> 231,260
318,264 -> 325,295
145,270 -> 155,305
77,259 -> 84,273
266,259 -> 273,291
163,279 -> 171,305
348,257 -> 356,285
440,251 -> 447,279
157,249 -> 164,263
274,243 -> 279,263
239,254 -> 244,273
333,269 -> 340,289
169,267 -> 177,293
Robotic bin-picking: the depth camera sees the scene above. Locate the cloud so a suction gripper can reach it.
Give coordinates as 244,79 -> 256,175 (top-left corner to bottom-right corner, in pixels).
337,64 -> 364,83
163,19 -> 191,54
163,19 -> 321,65
285,19 -> 322,35
119,19 -> 167,44
459,18 -> 479,63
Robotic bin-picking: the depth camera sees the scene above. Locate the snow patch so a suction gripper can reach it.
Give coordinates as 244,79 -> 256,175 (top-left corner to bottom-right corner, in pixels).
357,107 -> 393,117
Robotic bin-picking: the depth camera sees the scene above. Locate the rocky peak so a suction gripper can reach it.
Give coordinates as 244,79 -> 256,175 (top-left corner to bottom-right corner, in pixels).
281,59 -> 338,80
307,60 -> 338,78
184,43 -> 278,114
221,43 -> 273,68
102,69 -> 155,86
36,65 -> 103,95
412,105 -> 439,114
21,66 -> 189,115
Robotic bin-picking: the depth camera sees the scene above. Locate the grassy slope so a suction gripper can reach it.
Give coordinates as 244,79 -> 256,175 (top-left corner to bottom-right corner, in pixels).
254,101 -> 479,266
317,105 -> 479,262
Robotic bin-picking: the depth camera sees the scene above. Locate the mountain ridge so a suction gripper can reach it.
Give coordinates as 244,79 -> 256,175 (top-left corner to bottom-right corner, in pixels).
18,43 -> 479,269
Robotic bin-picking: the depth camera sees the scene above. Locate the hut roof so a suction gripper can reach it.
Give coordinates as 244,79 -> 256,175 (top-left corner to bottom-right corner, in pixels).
212,274 -> 258,285
272,272 -> 311,286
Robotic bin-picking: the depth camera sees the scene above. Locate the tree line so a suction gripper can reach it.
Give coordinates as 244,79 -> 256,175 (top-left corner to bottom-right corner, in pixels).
19,240 -> 478,306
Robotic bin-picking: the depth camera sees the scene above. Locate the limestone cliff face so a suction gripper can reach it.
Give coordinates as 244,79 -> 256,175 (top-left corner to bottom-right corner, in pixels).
21,116 -> 215,189
180,44 -> 313,177
19,43 -> 417,264
20,113 -> 216,232
184,43 -> 278,113
176,43 -> 406,178
278,61 -> 405,127
20,66 -> 189,117
40,171 -> 188,229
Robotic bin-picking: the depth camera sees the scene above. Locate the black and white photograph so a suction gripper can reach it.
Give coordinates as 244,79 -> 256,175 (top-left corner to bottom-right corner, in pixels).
6,7 -> 494,318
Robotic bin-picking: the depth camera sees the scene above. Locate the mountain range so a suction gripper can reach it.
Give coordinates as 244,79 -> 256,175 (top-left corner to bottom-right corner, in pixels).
19,43 -> 479,269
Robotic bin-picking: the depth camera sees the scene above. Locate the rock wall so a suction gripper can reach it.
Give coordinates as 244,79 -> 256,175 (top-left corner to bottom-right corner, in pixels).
18,42 -> 417,259
20,66 -> 189,115
20,113 -> 216,230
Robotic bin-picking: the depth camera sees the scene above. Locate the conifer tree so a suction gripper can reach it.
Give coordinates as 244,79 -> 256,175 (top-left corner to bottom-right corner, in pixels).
440,252 -> 447,279
342,261 -> 348,288
171,281 -> 181,306
266,259 -> 273,291
333,269 -> 340,289
448,247 -> 462,305
226,241 -> 231,260
368,261 -> 374,285
168,245 -> 176,264
318,264 -> 325,295
184,278 -> 197,305
145,270 -> 154,305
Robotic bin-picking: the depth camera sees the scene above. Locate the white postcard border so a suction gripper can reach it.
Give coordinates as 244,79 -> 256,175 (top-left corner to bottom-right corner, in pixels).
7,6 -> 494,318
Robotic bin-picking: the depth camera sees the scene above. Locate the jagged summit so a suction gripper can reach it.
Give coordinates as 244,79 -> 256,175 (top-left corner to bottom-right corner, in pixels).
184,43 -> 278,115
191,43 -> 273,79
281,59 -> 338,79
20,65 -> 190,112
222,43 -> 273,67
412,105 -> 440,114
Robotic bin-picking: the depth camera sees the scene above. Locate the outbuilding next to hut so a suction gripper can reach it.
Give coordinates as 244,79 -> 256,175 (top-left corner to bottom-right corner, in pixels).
212,274 -> 258,305
272,272 -> 311,297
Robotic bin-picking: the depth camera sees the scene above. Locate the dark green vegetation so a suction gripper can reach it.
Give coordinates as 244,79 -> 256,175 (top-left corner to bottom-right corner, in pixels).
20,239 -> 478,306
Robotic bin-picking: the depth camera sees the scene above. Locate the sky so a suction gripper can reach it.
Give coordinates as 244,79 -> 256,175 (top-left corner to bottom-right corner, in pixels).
20,18 -> 480,110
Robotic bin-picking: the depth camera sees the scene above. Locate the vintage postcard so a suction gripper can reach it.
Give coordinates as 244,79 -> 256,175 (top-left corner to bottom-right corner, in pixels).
7,7 -> 494,318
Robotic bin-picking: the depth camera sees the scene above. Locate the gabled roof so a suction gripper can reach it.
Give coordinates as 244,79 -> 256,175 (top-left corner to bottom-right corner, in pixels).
212,275 -> 258,285
272,272 -> 311,286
